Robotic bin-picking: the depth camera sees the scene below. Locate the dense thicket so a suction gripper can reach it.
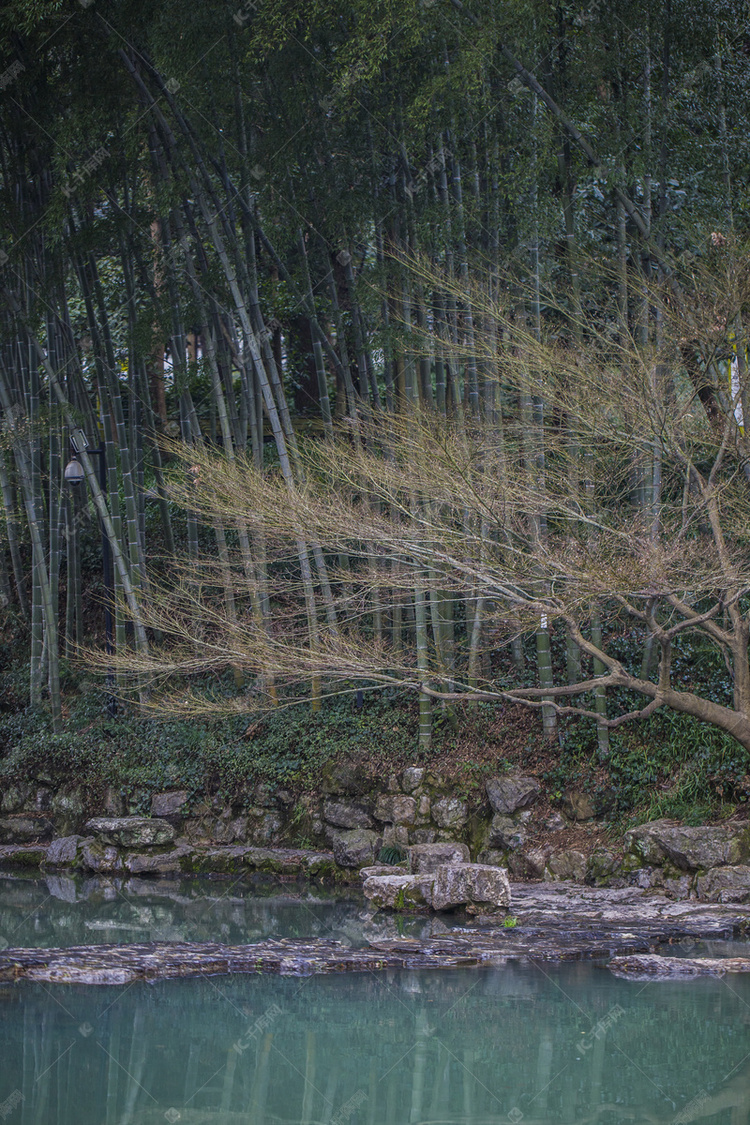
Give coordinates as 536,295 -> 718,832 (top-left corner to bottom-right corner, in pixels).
0,0 -> 749,755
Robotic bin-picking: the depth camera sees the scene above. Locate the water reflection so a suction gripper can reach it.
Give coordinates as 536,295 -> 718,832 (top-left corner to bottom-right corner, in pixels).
0,873 -> 468,951
0,963 -> 748,1125
0,873 -> 367,949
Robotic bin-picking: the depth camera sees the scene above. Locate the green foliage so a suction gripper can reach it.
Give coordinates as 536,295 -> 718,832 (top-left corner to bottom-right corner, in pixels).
503,916 -> 518,928
543,699 -> 750,825
609,709 -> 750,823
378,845 -> 407,866
0,682 -> 433,808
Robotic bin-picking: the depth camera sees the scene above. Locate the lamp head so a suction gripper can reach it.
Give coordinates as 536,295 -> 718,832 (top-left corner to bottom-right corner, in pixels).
64,458 -> 85,487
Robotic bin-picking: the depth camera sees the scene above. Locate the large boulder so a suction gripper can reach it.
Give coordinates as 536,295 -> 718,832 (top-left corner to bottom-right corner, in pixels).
409,842 -> 470,874
79,840 -> 123,873
431,797 -> 468,830
562,788 -> 616,822
431,863 -> 511,912
697,866 -> 750,903
44,835 -> 82,868
561,790 -> 596,822
374,795 -> 416,826
624,820 -> 750,871
363,873 -> 434,910
83,817 -> 175,848
485,775 -> 540,816
332,828 -> 380,868
322,800 -> 373,829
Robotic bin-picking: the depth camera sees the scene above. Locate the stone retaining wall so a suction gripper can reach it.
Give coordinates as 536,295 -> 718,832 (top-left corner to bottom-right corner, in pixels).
2,761 -> 750,900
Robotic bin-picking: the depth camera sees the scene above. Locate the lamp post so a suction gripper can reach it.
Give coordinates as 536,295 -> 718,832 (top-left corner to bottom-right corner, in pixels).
64,436 -> 117,717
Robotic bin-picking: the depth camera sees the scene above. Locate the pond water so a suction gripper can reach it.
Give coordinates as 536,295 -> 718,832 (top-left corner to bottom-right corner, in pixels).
0,872 -> 373,949
1,875 -> 749,1124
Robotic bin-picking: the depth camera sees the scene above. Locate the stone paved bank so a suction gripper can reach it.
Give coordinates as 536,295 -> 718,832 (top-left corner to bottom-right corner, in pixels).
2,762 -> 750,901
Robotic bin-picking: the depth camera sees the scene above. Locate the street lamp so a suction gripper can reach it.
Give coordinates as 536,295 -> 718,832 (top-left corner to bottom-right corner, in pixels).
64,434 -> 117,717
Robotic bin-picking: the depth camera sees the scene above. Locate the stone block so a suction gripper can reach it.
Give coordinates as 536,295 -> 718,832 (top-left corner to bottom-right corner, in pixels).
322,800 -> 373,829
409,842 -> 470,874
409,829 -> 437,845
431,796 -> 467,830
487,814 -> 526,851
698,865 -> 750,903
383,825 -> 410,848
401,768 -> 425,793
485,775 -> 540,816
79,841 -> 123,873
545,849 -> 587,882
431,863 -> 511,911
363,873 -> 434,910
374,795 -> 416,826
0,816 -> 52,843
44,835 -> 82,868
332,828 -> 380,868
151,791 -> 190,819
125,844 -> 193,875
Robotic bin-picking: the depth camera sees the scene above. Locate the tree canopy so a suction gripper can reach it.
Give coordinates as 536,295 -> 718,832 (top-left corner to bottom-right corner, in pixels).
1,0 -> 749,755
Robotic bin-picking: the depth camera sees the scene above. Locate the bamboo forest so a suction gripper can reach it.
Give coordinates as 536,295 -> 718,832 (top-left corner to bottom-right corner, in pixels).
2,3 -> 750,1123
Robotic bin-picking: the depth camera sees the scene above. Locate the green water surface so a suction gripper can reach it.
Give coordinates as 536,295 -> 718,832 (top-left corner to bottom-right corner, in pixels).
0,877 -> 748,1124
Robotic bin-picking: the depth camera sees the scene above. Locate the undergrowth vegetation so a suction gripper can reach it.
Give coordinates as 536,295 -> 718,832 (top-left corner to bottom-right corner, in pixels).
1,620 -> 749,826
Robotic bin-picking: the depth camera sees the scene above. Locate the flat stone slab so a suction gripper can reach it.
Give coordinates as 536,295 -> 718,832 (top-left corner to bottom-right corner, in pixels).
0,844 -> 49,867
184,846 -> 337,877
0,939 -> 476,984
608,954 -> 750,979
83,818 -> 175,847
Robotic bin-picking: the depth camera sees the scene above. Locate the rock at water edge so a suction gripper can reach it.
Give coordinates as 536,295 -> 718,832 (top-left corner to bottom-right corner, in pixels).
697,865 -> 750,903
363,874 -> 434,910
431,863 -> 511,912
44,835 -> 82,868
